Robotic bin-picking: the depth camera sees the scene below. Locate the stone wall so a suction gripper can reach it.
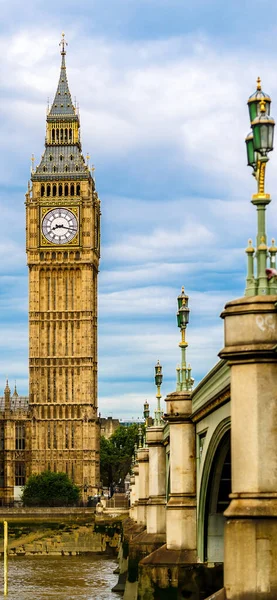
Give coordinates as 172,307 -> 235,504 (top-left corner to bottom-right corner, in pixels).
0,509 -> 125,556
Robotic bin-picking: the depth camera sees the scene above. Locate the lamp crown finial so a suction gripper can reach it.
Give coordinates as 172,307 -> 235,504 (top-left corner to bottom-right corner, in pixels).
257,77 -> 261,91
260,98 -> 266,113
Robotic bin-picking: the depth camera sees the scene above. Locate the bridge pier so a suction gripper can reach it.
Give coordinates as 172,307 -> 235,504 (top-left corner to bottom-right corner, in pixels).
220,295 -> 277,600
146,425 -> 166,535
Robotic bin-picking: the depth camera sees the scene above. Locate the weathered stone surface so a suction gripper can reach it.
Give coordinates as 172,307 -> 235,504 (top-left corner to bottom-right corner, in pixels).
220,296 -> 277,599
0,515 -> 124,556
138,546 -> 223,600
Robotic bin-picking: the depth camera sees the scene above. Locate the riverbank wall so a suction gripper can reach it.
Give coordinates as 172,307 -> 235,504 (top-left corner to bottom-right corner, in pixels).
0,508 -> 127,556
112,518 -> 223,600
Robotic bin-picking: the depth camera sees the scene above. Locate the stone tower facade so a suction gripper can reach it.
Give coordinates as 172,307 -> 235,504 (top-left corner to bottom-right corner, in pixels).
25,37 -> 100,496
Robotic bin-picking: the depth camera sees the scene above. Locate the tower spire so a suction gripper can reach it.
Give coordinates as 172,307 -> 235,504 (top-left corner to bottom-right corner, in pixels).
48,34 -> 75,118
32,35 -> 92,182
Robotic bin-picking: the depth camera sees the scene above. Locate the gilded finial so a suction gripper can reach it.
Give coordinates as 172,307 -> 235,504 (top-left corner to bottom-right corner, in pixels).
246,239 -> 255,253
31,154 -> 35,174
59,32 -> 68,55
86,153 -> 90,166
260,98 -> 266,113
257,77 -> 261,91
269,238 -> 277,252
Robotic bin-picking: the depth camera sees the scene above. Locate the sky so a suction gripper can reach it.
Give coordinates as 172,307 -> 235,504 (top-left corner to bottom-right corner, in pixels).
1,0 -> 277,418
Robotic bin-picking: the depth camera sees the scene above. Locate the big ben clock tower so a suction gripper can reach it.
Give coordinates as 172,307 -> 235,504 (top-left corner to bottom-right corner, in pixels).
25,35 -> 100,496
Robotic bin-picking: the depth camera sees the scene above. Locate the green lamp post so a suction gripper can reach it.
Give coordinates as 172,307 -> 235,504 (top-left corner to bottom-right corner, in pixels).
143,400 -> 150,428
154,360 -> 163,425
176,287 -> 194,392
245,78 -> 276,296
138,424 -> 143,449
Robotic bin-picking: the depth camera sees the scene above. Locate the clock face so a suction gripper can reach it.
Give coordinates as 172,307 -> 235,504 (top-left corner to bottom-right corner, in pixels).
42,208 -> 78,245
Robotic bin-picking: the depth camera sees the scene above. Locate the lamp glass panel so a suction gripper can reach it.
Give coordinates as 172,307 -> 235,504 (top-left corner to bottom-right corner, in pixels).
155,374 -> 163,386
249,103 -> 258,122
246,136 -> 255,166
268,124 -> 274,150
253,124 -> 261,151
180,309 -> 189,326
260,124 -> 269,150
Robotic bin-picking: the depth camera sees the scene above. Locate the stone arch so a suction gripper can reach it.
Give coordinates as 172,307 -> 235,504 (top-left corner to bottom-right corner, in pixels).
198,417 -> 231,562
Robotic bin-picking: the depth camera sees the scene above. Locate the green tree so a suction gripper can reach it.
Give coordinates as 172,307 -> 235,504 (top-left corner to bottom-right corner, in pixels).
22,471 -> 80,507
100,423 -> 144,491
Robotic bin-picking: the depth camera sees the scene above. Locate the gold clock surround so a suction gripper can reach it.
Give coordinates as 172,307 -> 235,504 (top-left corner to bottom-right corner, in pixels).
40,205 -> 80,247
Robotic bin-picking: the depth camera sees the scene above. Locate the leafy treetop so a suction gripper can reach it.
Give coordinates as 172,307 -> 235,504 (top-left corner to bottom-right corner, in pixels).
22,470 -> 80,507
100,423 -> 144,491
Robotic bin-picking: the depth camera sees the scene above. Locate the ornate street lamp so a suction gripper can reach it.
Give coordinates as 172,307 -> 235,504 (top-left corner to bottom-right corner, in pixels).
138,424 -> 143,449
143,400 -> 150,427
154,360 -> 163,426
176,287 -> 194,392
245,78 -> 277,296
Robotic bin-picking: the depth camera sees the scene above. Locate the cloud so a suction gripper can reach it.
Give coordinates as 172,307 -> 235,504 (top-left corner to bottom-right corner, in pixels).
2,28 -> 276,196
99,286 -> 230,319
103,222 -> 214,263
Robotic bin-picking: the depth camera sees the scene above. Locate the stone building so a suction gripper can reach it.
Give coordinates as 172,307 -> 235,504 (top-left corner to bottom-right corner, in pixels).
0,382 -> 29,505
0,36 -> 101,504
100,417 -> 120,439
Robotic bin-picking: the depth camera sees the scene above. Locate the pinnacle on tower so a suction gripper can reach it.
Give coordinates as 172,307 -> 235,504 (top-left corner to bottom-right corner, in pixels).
4,379 -> 10,411
49,33 -> 76,119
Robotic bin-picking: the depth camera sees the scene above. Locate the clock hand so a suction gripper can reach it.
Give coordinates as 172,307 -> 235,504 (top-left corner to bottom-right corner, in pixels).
60,226 -> 77,231
51,224 -> 77,232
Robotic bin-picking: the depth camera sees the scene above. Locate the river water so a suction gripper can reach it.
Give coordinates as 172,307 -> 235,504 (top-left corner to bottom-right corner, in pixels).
0,555 -> 119,599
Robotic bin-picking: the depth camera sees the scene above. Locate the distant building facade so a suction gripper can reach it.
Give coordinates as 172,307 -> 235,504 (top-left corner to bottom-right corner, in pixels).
100,417 -> 120,439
